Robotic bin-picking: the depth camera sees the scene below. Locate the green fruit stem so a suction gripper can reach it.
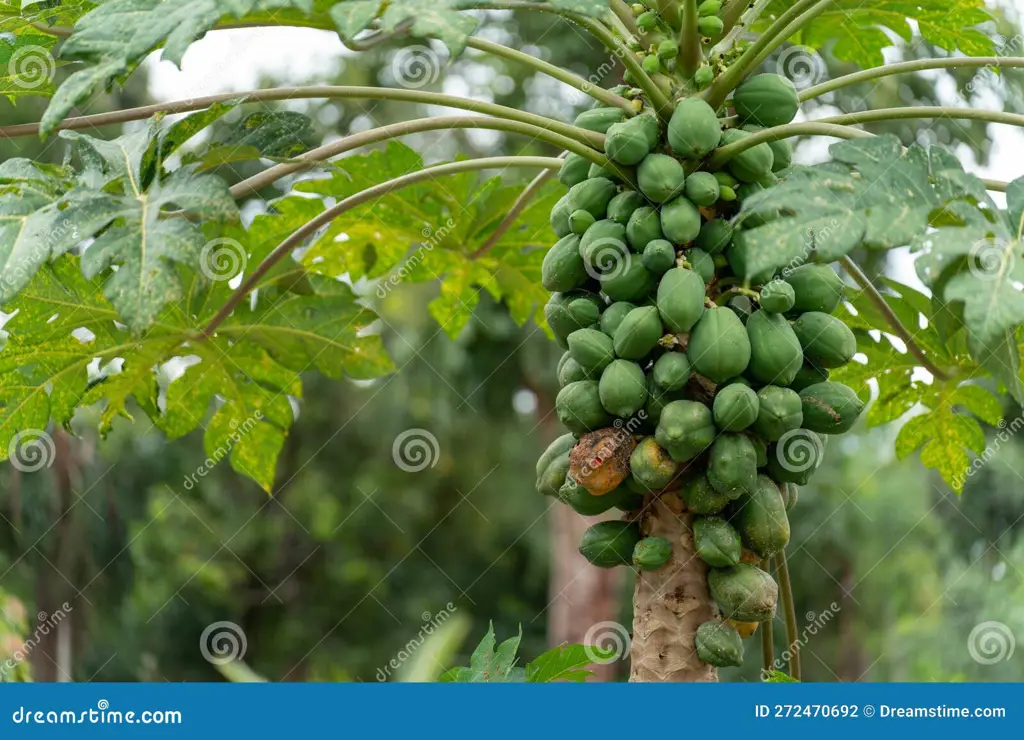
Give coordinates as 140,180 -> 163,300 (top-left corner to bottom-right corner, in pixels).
799,56 -> 1024,102
202,156 -> 563,337
0,86 -> 603,148
715,286 -> 760,304
631,495 -> 719,682
678,0 -> 703,79
703,0 -> 828,107
839,257 -> 952,382
775,549 -> 801,681
817,105 -> 1024,131
760,557 -> 775,675
230,116 -> 607,199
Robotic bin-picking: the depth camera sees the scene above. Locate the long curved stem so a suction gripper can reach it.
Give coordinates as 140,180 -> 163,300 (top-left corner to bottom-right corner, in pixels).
816,105 -> 1024,130
0,86 -> 603,148
678,0 -> 702,79
706,122 -> 872,167
800,56 -> 1024,102
704,0 -> 823,106
775,550 -> 801,681
470,165 -> 559,259
840,257 -> 952,381
466,37 -> 633,113
202,156 -> 563,337
229,116 -> 604,198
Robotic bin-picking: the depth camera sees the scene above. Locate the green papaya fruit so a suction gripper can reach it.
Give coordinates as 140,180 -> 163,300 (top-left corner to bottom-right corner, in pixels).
725,231 -> 775,284
733,73 -> 800,128
687,307 -> 751,383
550,194 -> 572,238
729,474 -> 790,557
605,119 -> 653,166
749,433 -> 768,467
693,64 -> 714,90
746,309 -> 803,386
682,473 -> 731,515
655,400 -> 716,462
708,563 -> 778,622
613,305 -> 664,360
713,171 -> 738,188
652,351 -> 692,391
560,475 -> 637,515
633,536 -> 672,570
574,106 -> 627,134
667,98 -> 722,159
782,482 -> 798,512
536,433 -> 576,496
752,385 -> 803,440
758,279 -> 795,313
642,239 -> 676,274
725,294 -> 754,323
642,53 -> 662,76
644,375 -> 687,426
559,153 -> 591,188
695,621 -> 744,668
768,138 -> 792,172
694,218 -> 732,254
707,433 -> 758,498
579,219 -> 629,270
600,259 -> 657,301
557,353 -> 590,387
683,171 -> 721,206
718,185 -> 736,201
567,295 -> 601,326
791,312 -> 856,368
789,362 -> 829,391
660,196 -> 702,244
629,436 -> 679,490
567,327 -> 615,374
600,301 -> 636,337
657,39 -> 678,59
607,190 -> 645,225
697,15 -> 723,36
637,153 -> 686,203
783,264 -> 845,313
686,248 -> 714,283
767,429 -> 825,485
546,291 -> 601,346
588,159 -> 631,183
799,381 -> 864,434
656,267 -> 706,333
717,128 -> 774,183
540,234 -> 589,292
636,9 -> 659,31
568,177 -> 617,218
626,206 -> 665,250
578,520 -> 643,568
694,516 -> 742,567
555,380 -> 611,434
569,209 -> 596,235
600,359 -> 648,417
697,0 -> 722,15
616,488 -> 645,512
713,383 -> 759,431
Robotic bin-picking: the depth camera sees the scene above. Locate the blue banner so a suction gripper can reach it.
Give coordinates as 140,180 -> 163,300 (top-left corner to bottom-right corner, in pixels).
0,683 -> 1019,738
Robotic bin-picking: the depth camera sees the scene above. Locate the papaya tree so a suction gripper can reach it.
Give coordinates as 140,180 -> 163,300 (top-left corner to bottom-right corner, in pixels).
0,0 -> 1021,683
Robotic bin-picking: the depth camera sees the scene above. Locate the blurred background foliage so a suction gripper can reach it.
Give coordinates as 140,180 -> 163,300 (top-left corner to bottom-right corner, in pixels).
0,6 -> 1023,682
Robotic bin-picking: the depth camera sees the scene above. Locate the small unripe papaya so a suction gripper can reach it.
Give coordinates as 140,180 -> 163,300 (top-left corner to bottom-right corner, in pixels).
637,154 -> 686,203
698,15 -> 724,37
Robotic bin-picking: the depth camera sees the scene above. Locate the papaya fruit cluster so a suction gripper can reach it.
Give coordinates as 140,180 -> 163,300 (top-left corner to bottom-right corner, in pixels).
630,0 -> 728,89
535,75 -> 865,670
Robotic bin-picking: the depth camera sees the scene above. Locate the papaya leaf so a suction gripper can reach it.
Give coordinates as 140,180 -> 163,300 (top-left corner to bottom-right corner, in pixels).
41,0 -> 314,136
763,669 -> 799,683
441,623 -> 524,682
182,111 -> 317,171
295,141 -> 558,338
525,643 -> 613,683
0,30 -> 61,99
760,0 -> 993,69
895,408 -> 986,493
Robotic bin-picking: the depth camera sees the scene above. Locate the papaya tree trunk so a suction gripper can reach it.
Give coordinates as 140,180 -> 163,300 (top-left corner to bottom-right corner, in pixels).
630,493 -> 718,682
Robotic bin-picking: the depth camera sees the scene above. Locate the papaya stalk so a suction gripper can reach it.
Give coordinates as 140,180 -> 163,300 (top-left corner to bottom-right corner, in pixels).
677,0 -> 702,79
